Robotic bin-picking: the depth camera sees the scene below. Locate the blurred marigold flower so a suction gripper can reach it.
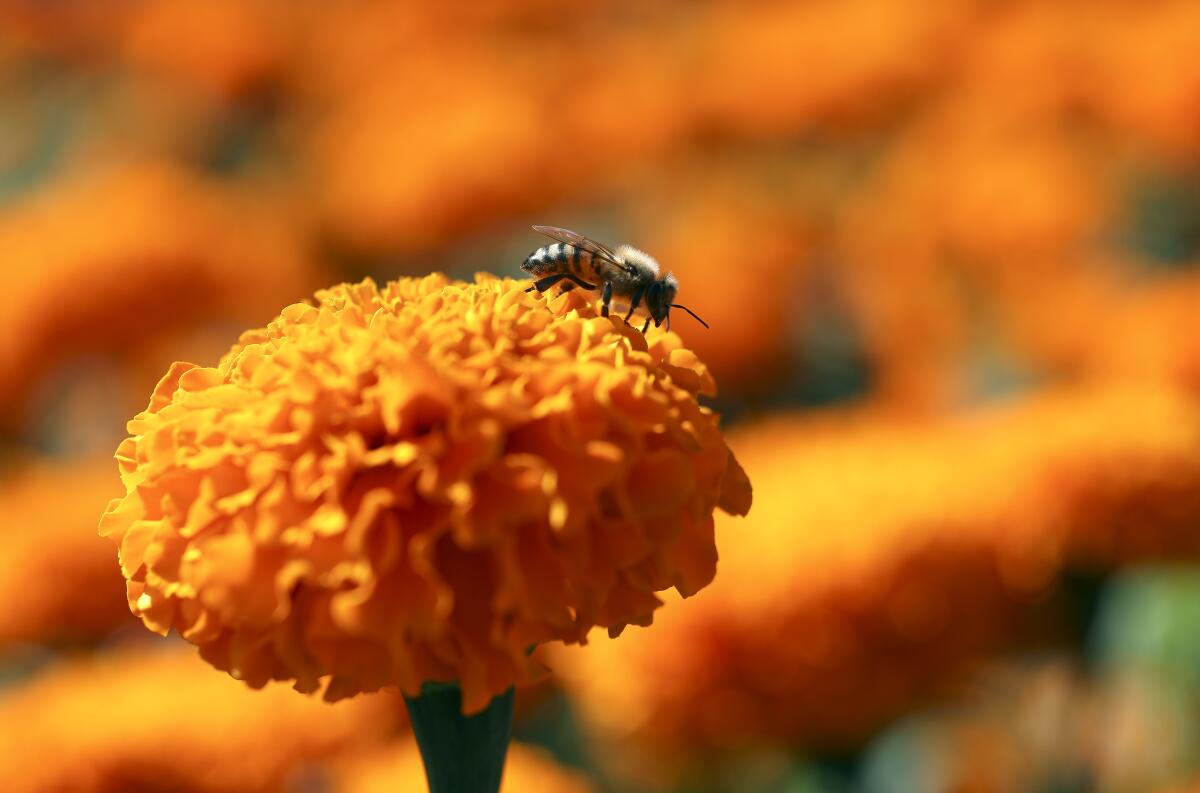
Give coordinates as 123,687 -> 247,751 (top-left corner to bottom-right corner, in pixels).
100,274 -> 751,713
0,457 -> 130,648
696,0 -> 962,135
0,163 -> 318,426
0,2 -> 129,61
554,385 -> 1200,782
834,109 -> 1112,408
1092,273 -> 1200,397
121,0 -> 285,102
304,55 -> 551,253
334,740 -> 597,793
0,645 -> 403,793
1085,0 -> 1200,161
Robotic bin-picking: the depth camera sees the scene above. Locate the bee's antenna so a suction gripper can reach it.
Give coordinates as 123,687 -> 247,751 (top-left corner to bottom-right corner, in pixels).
671,304 -> 710,329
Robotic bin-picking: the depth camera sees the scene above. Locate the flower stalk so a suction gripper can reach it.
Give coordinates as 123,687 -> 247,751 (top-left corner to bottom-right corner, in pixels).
404,682 -> 515,793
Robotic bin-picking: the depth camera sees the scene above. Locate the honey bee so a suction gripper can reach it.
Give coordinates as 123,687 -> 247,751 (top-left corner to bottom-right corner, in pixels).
521,225 -> 708,333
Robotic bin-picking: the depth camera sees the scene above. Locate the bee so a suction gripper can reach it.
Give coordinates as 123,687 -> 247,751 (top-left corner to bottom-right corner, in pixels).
521,225 -> 709,333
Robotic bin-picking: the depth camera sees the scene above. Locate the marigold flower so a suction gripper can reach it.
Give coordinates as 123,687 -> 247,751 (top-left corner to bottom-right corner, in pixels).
304,57 -> 552,252
121,0 -> 284,102
1091,273 -> 1200,398
100,274 -> 750,713
0,458 -> 130,648
0,645 -> 403,793
0,2 -> 129,60
695,0 -> 960,135
334,740 -> 597,793
554,384 -> 1200,782
1085,0 -> 1200,161
0,163 -> 318,426
833,108 -> 1112,408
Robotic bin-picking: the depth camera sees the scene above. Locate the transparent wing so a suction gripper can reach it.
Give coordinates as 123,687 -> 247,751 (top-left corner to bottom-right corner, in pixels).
531,225 -> 624,268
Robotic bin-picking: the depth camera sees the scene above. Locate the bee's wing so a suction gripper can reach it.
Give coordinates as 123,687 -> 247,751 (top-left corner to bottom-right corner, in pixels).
531,225 -> 624,268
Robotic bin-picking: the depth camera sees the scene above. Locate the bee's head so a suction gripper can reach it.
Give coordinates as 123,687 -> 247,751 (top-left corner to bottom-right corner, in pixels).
645,273 -> 708,332
647,273 -> 679,328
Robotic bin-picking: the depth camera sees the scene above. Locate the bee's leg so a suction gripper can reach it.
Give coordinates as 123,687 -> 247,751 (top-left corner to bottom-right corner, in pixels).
565,275 -> 597,290
641,318 -> 651,333
600,282 -> 613,318
623,287 -> 645,322
526,274 -> 567,293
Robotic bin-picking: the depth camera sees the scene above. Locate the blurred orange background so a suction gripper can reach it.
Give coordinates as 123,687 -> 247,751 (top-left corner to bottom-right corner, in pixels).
1,1 -> 1199,791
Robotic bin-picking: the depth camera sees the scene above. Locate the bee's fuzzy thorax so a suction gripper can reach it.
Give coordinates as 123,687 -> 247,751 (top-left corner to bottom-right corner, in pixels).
615,245 -> 661,277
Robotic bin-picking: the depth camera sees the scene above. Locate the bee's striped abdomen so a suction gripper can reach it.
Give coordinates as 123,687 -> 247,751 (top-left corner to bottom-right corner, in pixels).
521,242 -> 599,281
521,243 -> 562,276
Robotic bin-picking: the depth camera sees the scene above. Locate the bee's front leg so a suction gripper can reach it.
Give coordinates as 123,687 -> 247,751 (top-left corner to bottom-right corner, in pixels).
623,287 -> 645,322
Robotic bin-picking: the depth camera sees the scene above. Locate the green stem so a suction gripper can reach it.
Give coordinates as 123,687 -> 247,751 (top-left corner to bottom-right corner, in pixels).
404,682 -> 515,793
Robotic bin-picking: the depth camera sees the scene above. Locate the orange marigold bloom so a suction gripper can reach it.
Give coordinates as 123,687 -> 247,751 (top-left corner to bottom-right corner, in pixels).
0,458 -> 130,648
555,384 -> 1200,782
1091,273 -> 1200,398
121,0 -> 285,102
0,645 -> 403,793
1085,0 -> 1200,161
100,274 -> 750,713
833,105 -> 1113,408
695,0 -> 964,136
0,163 -> 319,426
334,740 -> 597,793
304,53 -> 552,253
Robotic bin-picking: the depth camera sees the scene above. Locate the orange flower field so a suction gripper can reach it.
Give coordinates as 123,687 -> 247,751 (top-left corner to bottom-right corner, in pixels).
1,1 -> 1199,791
